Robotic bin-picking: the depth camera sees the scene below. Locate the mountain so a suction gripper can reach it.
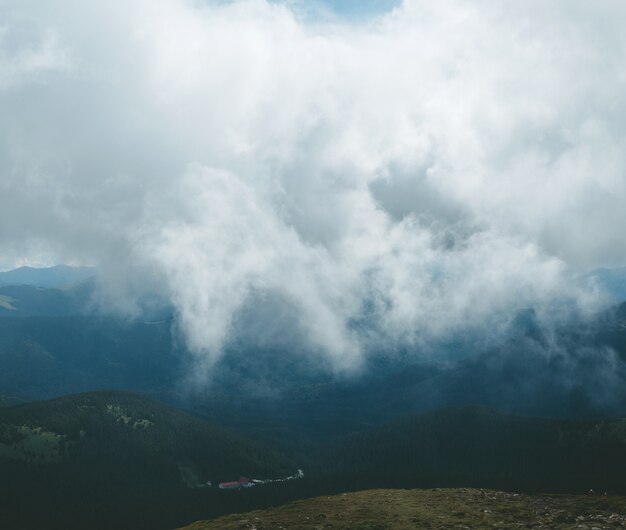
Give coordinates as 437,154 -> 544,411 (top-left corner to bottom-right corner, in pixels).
0,284 -> 92,317
0,393 -> 25,407
0,316 -> 182,399
0,265 -> 95,289
3,393 -> 625,529
0,303 -> 622,529
320,407 -> 626,493
0,391 -> 296,530
195,361 -> 445,457
1,296 -> 625,444
180,488 -> 626,530
194,303 -> 626,450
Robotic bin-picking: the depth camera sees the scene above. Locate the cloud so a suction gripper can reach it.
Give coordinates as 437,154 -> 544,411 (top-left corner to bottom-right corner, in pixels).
0,0 -> 625,372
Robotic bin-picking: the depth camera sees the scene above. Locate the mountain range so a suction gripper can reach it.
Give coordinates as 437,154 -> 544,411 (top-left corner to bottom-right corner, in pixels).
1,266 -> 626,528
0,265 -> 95,289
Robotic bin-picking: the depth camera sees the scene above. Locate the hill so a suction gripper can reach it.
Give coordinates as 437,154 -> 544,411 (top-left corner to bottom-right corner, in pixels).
0,284 -> 91,318
194,303 -> 626,450
0,265 -> 95,289
180,488 -> 626,529
320,407 -> 626,493
0,391 -> 296,530
1,279 -> 625,432
0,316 -> 182,399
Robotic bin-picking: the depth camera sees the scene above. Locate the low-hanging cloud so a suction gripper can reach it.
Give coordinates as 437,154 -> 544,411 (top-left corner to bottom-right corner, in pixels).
1,0 -> 625,373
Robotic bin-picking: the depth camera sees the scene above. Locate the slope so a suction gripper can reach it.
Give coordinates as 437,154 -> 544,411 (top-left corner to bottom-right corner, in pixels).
321,407 -> 626,493
0,391 -> 295,530
180,488 -> 626,530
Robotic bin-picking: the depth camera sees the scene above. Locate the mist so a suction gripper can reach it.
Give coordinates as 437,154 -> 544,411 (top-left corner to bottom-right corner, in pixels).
1,0 -> 626,373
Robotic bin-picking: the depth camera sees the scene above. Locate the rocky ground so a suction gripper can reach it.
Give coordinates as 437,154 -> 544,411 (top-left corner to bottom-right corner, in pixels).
179,488 -> 626,529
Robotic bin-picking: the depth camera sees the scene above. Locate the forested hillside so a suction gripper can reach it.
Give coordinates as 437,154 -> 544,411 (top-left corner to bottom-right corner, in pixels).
0,391 -> 295,530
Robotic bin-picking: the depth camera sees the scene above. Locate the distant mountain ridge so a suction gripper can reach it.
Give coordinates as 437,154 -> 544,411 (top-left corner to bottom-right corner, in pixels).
0,284 -> 91,317
1,295 -> 625,431
0,316 -> 182,399
0,265 -> 95,289
0,265 -> 96,319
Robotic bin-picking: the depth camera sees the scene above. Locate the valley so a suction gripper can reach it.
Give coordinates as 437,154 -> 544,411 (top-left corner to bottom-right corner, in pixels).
0,276 -> 626,529
2,390 -> 626,529
4,0 -> 626,526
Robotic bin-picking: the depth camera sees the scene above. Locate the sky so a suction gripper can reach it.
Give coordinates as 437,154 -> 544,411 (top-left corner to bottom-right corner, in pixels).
275,0 -> 402,21
1,0 -> 626,372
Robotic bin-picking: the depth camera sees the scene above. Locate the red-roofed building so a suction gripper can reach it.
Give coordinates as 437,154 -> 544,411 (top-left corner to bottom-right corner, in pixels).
218,476 -> 253,489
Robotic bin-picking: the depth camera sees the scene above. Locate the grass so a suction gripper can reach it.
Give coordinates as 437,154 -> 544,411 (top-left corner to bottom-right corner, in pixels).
179,488 -> 626,529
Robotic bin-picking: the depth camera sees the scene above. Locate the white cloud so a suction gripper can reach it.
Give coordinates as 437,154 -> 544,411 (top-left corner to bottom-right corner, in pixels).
1,0 -> 625,371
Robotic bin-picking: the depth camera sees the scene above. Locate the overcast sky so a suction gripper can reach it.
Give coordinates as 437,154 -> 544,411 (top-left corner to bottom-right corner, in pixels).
1,0 -> 625,370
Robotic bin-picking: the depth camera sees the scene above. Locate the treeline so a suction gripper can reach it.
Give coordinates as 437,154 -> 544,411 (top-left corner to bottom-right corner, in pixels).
316,407 -> 626,494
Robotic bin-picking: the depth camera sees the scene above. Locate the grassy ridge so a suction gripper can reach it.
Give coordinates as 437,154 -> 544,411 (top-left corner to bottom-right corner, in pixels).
180,488 -> 626,529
